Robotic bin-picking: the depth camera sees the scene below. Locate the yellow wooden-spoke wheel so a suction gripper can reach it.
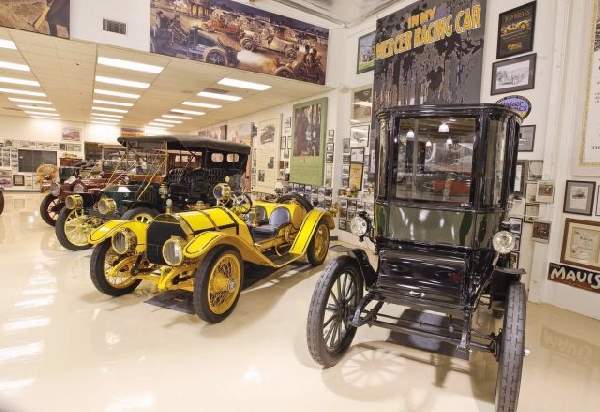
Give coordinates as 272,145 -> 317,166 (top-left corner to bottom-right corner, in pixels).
121,207 -> 158,223
90,240 -> 142,296
56,207 -> 98,251
307,221 -> 330,266
134,213 -> 154,223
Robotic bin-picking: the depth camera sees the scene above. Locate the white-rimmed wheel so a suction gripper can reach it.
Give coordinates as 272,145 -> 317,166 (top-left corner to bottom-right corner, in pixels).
307,255 -> 363,367
55,207 -> 97,250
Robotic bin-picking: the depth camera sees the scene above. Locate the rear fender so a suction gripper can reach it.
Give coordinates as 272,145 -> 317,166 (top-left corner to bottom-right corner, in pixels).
88,220 -> 149,252
290,209 -> 334,255
183,231 -> 272,266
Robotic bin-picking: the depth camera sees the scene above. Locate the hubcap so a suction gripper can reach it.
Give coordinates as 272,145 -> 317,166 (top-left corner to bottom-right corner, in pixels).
134,213 -> 154,224
64,209 -> 98,247
207,253 -> 241,315
323,271 -> 357,351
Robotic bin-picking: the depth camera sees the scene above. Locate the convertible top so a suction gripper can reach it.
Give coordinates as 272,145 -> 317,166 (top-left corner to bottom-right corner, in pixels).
117,135 -> 251,155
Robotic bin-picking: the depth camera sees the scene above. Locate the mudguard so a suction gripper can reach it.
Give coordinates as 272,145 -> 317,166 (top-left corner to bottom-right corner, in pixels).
347,248 -> 377,288
88,220 -> 149,251
183,231 -> 273,266
290,208 -> 335,255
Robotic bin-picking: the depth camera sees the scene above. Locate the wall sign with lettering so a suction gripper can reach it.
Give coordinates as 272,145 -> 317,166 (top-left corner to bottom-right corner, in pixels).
547,262 -> 600,294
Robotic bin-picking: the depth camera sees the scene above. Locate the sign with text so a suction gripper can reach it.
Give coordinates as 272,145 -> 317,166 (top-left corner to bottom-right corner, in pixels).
547,262 -> 600,294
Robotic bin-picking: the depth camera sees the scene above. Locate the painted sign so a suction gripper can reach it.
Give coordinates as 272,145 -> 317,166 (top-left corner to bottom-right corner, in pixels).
0,0 -> 70,38
150,0 -> 328,85
547,262 -> 600,294
496,95 -> 532,119
290,98 -> 327,186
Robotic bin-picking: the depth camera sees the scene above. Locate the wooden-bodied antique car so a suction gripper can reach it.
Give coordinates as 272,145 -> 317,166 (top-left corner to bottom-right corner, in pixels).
56,136 -> 250,251
306,104 -> 526,412
87,187 -> 333,323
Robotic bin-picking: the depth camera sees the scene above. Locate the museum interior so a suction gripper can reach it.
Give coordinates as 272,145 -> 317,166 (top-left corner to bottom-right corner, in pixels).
0,0 -> 598,411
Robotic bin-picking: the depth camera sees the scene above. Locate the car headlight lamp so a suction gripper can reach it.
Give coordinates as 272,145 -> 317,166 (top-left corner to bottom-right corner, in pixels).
493,231 -> 515,255
98,197 -> 117,215
64,194 -> 82,210
163,236 -> 187,266
50,183 -> 60,197
112,229 -> 137,255
350,215 -> 369,237
213,183 -> 231,204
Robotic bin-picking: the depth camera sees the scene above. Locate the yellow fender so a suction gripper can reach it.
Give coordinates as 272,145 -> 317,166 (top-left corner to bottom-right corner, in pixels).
290,209 -> 335,255
183,231 -> 274,266
88,220 -> 149,250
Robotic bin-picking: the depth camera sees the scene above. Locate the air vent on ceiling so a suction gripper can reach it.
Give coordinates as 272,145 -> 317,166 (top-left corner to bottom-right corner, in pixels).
103,19 -> 127,35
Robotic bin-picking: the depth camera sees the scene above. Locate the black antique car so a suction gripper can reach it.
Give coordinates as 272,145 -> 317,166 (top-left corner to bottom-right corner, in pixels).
306,104 -> 526,412
56,135 -> 250,251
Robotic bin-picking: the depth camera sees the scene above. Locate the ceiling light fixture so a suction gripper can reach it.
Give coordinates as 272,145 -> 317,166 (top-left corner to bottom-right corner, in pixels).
171,108 -> 205,116
197,91 -> 242,102
0,39 -> 16,49
92,99 -> 134,107
9,97 -> 51,105
162,114 -> 192,120
17,105 -> 56,111
91,112 -> 123,119
182,101 -> 222,109
29,116 -> 59,120
0,88 -> 45,97
439,123 -> 450,133
0,76 -> 39,87
95,75 -> 150,89
94,88 -> 140,99
153,118 -> 181,124
0,61 -> 30,72
97,57 -> 164,74
25,111 -> 59,117
217,78 -> 271,91
148,122 -> 174,128
92,106 -> 128,113
91,120 -> 120,126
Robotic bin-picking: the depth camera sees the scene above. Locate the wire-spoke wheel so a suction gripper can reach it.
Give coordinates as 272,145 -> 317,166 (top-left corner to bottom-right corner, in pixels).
307,255 -> 363,367
90,240 -> 142,296
40,193 -> 62,226
307,221 -> 330,266
194,247 -> 244,323
55,207 -> 98,250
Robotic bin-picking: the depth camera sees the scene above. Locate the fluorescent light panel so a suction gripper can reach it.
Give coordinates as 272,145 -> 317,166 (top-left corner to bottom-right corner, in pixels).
91,112 -> 123,119
0,61 -> 30,72
148,122 -> 174,128
91,118 -> 119,124
162,114 -> 192,120
217,77 -> 271,91
92,106 -> 128,113
95,75 -> 149,89
18,105 -> 55,111
94,88 -> 140,99
91,120 -> 120,126
0,39 -> 16,50
153,118 -> 181,124
182,101 -> 222,109
92,99 -> 134,107
9,98 -> 51,105
0,76 -> 39,87
171,108 -> 205,116
25,111 -> 58,117
97,57 -> 164,74
197,91 -> 241,102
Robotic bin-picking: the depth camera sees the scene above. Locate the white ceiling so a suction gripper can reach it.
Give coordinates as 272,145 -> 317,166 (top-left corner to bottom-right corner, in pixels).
0,27 -> 329,133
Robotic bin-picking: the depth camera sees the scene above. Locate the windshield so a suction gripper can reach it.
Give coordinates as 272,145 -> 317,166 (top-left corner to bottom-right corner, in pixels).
393,117 -> 477,205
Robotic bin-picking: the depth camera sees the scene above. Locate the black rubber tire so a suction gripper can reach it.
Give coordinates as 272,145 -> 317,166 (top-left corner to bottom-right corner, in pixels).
55,207 -> 93,251
90,240 -> 141,296
40,193 -> 62,226
495,281 -> 526,412
193,246 -> 244,324
276,192 -> 313,212
307,255 -> 363,368
121,207 -> 159,223
0,191 -> 3,215
307,220 -> 330,266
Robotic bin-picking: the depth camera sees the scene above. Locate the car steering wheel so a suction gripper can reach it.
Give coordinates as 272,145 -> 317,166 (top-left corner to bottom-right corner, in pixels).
232,193 -> 253,215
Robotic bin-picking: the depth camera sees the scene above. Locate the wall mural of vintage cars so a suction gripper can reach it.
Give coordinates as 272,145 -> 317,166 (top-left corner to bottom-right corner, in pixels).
150,0 -> 329,85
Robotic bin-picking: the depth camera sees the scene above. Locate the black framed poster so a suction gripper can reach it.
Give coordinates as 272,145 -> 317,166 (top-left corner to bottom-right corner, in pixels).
497,1 -> 536,59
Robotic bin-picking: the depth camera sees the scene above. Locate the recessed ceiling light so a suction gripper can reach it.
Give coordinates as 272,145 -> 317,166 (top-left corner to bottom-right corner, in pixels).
148,122 -> 174,128
95,75 -> 150,89
91,120 -> 120,126
0,61 -> 30,72
9,97 -> 51,105
171,108 -> 205,116
91,112 -> 123,119
92,106 -> 128,113
94,88 -> 140,99
0,76 -> 39,87
29,116 -> 59,120
17,105 -> 56,111
153,118 -> 181,124
217,78 -> 271,91
97,57 -> 164,74
25,111 -> 59,117
92,99 -> 134,107
0,39 -> 16,50
197,91 -> 242,102
182,101 -> 222,109
0,88 -> 46,97
162,114 -> 192,120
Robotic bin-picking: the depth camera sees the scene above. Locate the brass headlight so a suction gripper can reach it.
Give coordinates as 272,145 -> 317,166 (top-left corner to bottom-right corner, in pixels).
493,231 -> 516,255
65,194 -> 82,210
98,197 -> 117,215
162,236 -> 186,266
50,183 -> 60,197
112,229 -> 136,255
212,183 -> 231,204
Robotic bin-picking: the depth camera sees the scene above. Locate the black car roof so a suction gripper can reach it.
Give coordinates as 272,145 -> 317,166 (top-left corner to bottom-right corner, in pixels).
117,135 -> 251,155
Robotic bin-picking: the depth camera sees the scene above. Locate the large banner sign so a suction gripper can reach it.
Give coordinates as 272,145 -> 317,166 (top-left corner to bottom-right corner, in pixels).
0,0 -> 70,38
150,0 -> 328,85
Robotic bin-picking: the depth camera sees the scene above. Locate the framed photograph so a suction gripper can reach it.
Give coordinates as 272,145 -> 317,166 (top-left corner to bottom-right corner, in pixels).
350,147 -> 364,163
342,153 -> 350,164
509,252 -> 520,269
325,153 -> 334,163
62,127 -> 81,142
350,125 -> 370,147
527,160 -> 543,180
342,164 -> 350,175
509,217 -> 523,235
524,203 -> 540,222
491,53 -> 537,95
511,198 -> 526,216
514,160 -> 527,194
339,219 -> 347,231
343,138 -> 351,152
328,129 -> 335,137
326,143 -> 334,153
351,87 -> 373,122
525,182 -> 538,203
532,220 -> 551,243
564,180 -> 596,215
348,162 -> 363,191
513,236 -> 521,251
497,1 -> 537,59
12,174 -> 24,186
357,32 -> 376,74
561,219 -> 600,271
536,180 -> 555,203
518,125 -> 536,152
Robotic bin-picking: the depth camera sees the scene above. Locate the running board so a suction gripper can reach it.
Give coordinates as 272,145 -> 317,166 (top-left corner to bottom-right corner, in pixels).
268,252 -> 302,267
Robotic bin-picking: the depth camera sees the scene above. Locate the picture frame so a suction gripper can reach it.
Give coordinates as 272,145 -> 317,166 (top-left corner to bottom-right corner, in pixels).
536,180 -> 555,203
527,160 -> 543,181
561,218 -> 600,271
524,203 -> 540,222
509,252 -> 520,269
351,87 -> 373,123
514,160 -> 527,194
350,125 -> 370,148
532,220 -> 551,243
518,125 -> 536,152
357,32 -> 376,74
509,217 -> 523,235
12,174 -> 24,186
339,219 -> 347,231
491,53 -> 537,95
497,1 -> 537,59
350,147 -> 364,163
525,182 -> 538,203
513,236 -> 521,251
564,180 -> 596,215
348,162 -> 363,191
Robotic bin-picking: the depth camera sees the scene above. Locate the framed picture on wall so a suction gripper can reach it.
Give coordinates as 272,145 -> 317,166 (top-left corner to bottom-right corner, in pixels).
350,125 -> 370,147
518,125 -> 536,152
532,220 -> 551,243
514,160 -> 527,194
12,174 -> 24,186
491,53 -> 537,95
351,87 -> 373,122
357,32 -> 376,74
561,218 -> 600,271
564,180 -> 596,215
536,180 -> 555,203
497,1 -> 537,59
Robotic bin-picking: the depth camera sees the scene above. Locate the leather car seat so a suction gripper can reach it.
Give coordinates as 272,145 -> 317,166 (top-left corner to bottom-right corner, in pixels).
252,206 -> 290,240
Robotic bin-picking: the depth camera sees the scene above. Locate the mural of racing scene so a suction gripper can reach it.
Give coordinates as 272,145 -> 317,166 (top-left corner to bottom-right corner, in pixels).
150,0 -> 329,85
0,0 -> 70,38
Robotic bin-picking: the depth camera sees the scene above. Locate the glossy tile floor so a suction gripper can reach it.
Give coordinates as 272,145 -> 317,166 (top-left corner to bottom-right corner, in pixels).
1,192 -> 599,412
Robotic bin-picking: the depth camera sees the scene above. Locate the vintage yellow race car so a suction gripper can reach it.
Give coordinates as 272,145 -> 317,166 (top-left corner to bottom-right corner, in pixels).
87,185 -> 334,323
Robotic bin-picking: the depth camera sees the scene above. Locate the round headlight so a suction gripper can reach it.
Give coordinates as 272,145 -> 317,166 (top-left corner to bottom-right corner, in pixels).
73,183 -> 86,193
493,231 -> 516,255
163,236 -> 186,266
98,197 -> 117,215
213,183 -> 231,203
350,216 -> 369,237
65,194 -> 82,210
112,229 -> 136,255
50,183 -> 60,197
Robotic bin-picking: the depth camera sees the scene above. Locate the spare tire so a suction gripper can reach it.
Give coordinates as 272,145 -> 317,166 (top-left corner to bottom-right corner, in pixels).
276,192 -> 313,213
